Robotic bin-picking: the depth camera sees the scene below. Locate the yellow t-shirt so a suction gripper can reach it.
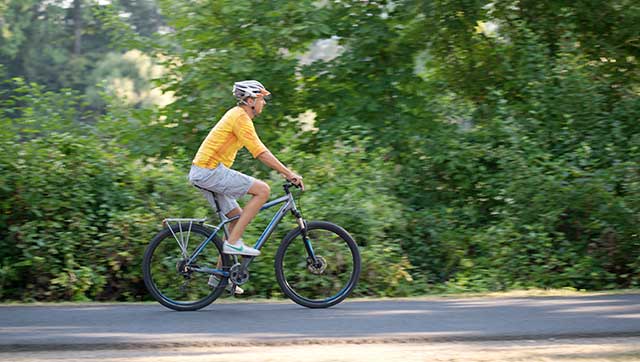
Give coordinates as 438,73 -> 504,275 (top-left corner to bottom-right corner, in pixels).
192,106 -> 268,169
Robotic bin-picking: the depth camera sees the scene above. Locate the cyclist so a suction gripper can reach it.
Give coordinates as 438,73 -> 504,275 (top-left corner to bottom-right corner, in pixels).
188,80 -> 304,292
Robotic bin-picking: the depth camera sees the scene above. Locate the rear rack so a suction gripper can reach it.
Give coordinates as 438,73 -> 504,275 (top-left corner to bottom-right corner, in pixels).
162,218 -> 217,258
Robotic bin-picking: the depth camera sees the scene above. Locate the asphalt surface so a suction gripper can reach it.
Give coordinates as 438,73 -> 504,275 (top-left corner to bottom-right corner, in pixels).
1,294 -> 640,351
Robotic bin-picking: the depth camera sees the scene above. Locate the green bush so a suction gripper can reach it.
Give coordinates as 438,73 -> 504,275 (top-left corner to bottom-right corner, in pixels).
0,132 -> 201,301
398,47 -> 640,292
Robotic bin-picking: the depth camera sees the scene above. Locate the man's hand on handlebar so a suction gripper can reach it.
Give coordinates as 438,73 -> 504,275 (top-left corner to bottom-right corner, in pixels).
287,173 -> 305,191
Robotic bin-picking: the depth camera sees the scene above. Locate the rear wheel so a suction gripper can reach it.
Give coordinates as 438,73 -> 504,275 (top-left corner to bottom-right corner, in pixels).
142,223 -> 231,311
275,221 -> 361,308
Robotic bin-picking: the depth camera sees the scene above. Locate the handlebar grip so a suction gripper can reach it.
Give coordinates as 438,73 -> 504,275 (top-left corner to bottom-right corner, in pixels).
284,180 -> 302,189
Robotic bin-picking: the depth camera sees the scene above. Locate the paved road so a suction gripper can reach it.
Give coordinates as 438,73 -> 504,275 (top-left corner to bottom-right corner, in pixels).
1,294 -> 640,351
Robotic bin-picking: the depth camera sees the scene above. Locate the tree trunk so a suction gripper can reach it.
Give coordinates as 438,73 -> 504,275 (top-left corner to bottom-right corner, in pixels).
73,0 -> 82,56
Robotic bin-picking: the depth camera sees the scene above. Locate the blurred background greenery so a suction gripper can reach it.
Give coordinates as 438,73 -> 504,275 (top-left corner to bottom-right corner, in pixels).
1,0 -> 639,302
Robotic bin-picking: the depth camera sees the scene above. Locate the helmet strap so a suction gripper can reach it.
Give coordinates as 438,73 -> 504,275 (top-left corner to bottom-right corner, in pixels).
250,97 -> 260,117
239,97 -> 258,118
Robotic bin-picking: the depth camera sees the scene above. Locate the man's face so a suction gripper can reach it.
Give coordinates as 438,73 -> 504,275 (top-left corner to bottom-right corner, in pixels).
251,96 -> 267,115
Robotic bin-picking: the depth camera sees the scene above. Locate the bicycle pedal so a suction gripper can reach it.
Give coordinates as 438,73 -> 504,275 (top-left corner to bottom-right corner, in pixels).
228,283 -> 245,296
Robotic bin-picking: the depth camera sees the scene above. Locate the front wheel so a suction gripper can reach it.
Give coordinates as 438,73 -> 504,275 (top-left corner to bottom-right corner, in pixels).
275,221 -> 361,308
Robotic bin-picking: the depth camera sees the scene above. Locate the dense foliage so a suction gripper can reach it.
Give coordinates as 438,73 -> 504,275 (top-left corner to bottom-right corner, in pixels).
1,0 -> 639,301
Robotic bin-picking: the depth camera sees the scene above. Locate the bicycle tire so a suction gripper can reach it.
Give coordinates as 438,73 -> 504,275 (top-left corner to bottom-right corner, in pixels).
142,223 -> 231,311
275,221 -> 361,308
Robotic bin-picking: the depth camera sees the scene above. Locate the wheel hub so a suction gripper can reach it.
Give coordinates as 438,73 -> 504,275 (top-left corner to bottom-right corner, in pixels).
307,256 -> 327,275
176,259 -> 192,276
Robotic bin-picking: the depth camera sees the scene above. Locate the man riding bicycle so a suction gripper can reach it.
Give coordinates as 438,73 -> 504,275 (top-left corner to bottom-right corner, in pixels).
188,80 -> 304,292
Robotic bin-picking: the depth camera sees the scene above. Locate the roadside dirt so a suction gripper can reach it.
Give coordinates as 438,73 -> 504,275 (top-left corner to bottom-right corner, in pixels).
2,337 -> 639,362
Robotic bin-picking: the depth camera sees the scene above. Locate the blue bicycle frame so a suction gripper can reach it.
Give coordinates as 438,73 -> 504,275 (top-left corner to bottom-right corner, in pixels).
183,185 -> 313,278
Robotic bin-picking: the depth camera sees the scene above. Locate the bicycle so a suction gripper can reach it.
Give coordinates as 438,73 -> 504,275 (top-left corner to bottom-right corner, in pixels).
142,181 -> 361,311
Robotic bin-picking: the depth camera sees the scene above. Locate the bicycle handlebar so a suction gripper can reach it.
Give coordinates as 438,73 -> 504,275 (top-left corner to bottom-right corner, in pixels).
283,180 -> 302,193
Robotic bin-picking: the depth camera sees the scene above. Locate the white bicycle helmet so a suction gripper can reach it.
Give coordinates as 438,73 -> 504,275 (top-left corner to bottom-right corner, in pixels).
232,80 -> 270,103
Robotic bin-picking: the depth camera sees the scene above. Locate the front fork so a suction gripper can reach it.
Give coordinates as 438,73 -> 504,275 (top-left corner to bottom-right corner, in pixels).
291,209 -> 319,266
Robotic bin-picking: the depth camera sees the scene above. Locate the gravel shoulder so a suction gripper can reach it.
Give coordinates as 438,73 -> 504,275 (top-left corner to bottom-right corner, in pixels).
2,337 -> 640,362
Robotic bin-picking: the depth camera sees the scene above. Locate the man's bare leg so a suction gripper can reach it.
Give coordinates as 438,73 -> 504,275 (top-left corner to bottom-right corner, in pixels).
225,207 -> 242,238
213,206 -> 246,294
227,180 -> 270,245
216,207 -> 242,269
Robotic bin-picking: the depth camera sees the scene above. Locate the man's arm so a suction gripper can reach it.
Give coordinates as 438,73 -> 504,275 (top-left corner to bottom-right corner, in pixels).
257,151 -> 304,190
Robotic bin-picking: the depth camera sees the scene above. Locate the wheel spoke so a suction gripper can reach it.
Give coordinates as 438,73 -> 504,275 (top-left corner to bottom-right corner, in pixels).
166,223 -> 189,258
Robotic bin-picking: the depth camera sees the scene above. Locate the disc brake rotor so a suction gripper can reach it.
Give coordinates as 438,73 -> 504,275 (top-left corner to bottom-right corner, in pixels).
307,256 -> 327,275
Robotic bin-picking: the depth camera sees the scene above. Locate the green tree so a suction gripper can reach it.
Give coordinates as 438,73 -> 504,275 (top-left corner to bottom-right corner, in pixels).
0,0 -> 165,105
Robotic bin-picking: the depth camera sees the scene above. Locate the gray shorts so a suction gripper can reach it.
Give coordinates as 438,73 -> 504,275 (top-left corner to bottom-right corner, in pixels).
188,164 -> 255,215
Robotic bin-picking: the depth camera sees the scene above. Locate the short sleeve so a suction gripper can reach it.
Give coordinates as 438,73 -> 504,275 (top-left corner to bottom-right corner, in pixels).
233,114 -> 268,158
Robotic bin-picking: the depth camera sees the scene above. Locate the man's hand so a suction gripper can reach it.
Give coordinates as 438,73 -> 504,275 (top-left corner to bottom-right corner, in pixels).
288,173 -> 305,191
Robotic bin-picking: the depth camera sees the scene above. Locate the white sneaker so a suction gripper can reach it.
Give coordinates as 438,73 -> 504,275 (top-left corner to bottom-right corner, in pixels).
208,275 -> 244,295
223,239 -> 261,256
